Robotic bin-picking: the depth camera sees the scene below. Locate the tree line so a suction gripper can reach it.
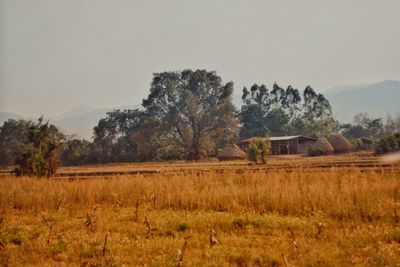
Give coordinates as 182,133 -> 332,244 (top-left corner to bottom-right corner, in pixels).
1,69 -> 399,176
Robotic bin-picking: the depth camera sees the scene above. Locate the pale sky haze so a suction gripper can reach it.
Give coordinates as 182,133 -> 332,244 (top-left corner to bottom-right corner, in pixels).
0,0 -> 399,117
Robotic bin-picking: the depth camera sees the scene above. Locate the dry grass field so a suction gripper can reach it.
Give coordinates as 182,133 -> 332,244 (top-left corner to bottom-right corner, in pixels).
0,155 -> 400,266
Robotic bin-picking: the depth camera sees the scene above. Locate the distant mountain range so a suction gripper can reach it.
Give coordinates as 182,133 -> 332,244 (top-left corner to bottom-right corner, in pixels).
1,80 -> 399,138
0,112 -> 25,123
324,80 -> 400,122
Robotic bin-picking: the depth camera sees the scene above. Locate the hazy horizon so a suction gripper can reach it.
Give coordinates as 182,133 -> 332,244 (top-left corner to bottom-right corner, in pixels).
1,0 -> 400,117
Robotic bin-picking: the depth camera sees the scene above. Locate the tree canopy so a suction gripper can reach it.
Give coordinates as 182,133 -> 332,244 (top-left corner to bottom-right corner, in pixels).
0,119 -> 30,168
239,83 -> 335,138
12,117 -> 64,177
92,109 -> 145,163
141,69 -> 237,160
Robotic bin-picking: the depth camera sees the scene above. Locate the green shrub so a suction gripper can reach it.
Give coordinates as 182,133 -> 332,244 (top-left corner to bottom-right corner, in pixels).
176,222 -> 189,232
12,117 -> 64,177
374,133 -> 400,155
247,137 -> 271,164
307,146 -> 324,157
352,137 -> 375,151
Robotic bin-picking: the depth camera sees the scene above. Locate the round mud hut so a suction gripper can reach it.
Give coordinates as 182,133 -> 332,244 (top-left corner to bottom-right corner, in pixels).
329,134 -> 352,153
313,137 -> 335,155
217,144 -> 247,161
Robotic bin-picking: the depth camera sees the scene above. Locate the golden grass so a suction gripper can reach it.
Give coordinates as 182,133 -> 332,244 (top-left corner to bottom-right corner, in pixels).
0,163 -> 400,266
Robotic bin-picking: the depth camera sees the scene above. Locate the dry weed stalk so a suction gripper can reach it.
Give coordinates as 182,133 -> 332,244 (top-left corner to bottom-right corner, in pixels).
152,194 -> 157,208
281,253 -> 289,267
144,216 -> 151,238
209,226 -> 218,246
84,213 -> 96,230
102,233 -> 108,257
133,201 -> 140,222
47,225 -> 53,244
316,222 -> 324,238
287,227 -> 298,248
0,239 -> 5,250
177,237 -> 189,267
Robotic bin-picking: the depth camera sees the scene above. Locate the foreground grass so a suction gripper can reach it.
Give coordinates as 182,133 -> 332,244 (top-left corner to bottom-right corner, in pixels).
0,167 -> 400,266
1,207 -> 400,266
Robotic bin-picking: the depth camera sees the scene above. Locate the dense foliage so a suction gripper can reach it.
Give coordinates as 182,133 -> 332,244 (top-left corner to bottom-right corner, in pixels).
61,69 -> 238,163
92,109 -> 145,163
352,137 -> 375,151
0,119 -> 30,168
140,69 -> 237,160
339,113 -> 400,154
239,83 -> 336,138
247,137 -> 271,164
60,139 -> 93,166
12,118 -> 64,177
2,69 -> 400,169
374,133 -> 400,155
307,146 -> 324,157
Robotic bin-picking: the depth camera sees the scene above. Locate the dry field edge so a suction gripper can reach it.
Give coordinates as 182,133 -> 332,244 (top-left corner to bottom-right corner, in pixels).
1,156 -> 400,266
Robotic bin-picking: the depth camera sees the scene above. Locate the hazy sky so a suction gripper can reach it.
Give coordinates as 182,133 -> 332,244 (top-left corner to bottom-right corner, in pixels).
1,0 -> 399,117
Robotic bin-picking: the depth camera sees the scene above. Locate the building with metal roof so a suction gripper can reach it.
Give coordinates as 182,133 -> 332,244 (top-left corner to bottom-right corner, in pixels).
238,135 -> 317,155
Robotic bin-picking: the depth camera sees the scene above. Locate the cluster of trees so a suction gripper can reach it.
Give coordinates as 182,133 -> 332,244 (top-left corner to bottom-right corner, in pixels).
239,84 -> 336,138
339,113 -> 400,153
1,69 -> 399,176
0,70 -> 238,172
87,70 -> 237,162
340,113 -> 400,139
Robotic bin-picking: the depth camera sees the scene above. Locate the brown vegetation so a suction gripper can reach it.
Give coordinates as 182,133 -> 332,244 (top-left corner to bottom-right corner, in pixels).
0,158 -> 399,266
312,137 -> 335,155
329,134 -> 353,153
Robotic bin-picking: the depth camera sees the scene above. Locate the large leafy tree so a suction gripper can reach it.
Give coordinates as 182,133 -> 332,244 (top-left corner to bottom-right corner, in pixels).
239,84 -> 271,137
300,85 -> 336,136
92,109 -> 145,162
141,69 -> 237,160
239,83 -> 334,138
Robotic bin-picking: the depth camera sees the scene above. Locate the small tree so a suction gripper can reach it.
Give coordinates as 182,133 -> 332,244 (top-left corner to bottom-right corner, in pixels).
13,117 -> 64,177
247,137 -> 271,164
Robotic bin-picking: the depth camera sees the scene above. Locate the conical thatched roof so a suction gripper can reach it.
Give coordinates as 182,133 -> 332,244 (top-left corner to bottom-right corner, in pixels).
217,144 -> 247,160
314,137 -> 334,154
329,134 -> 352,153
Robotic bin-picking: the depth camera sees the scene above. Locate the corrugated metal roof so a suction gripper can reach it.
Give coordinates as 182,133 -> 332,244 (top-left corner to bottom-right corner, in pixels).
239,135 -> 316,143
270,135 -> 302,141
238,137 -> 266,143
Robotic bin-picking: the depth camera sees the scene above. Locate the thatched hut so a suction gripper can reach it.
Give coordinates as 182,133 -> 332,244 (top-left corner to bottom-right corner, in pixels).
329,134 -> 352,153
313,137 -> 334,155
217,144 -> 247,161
